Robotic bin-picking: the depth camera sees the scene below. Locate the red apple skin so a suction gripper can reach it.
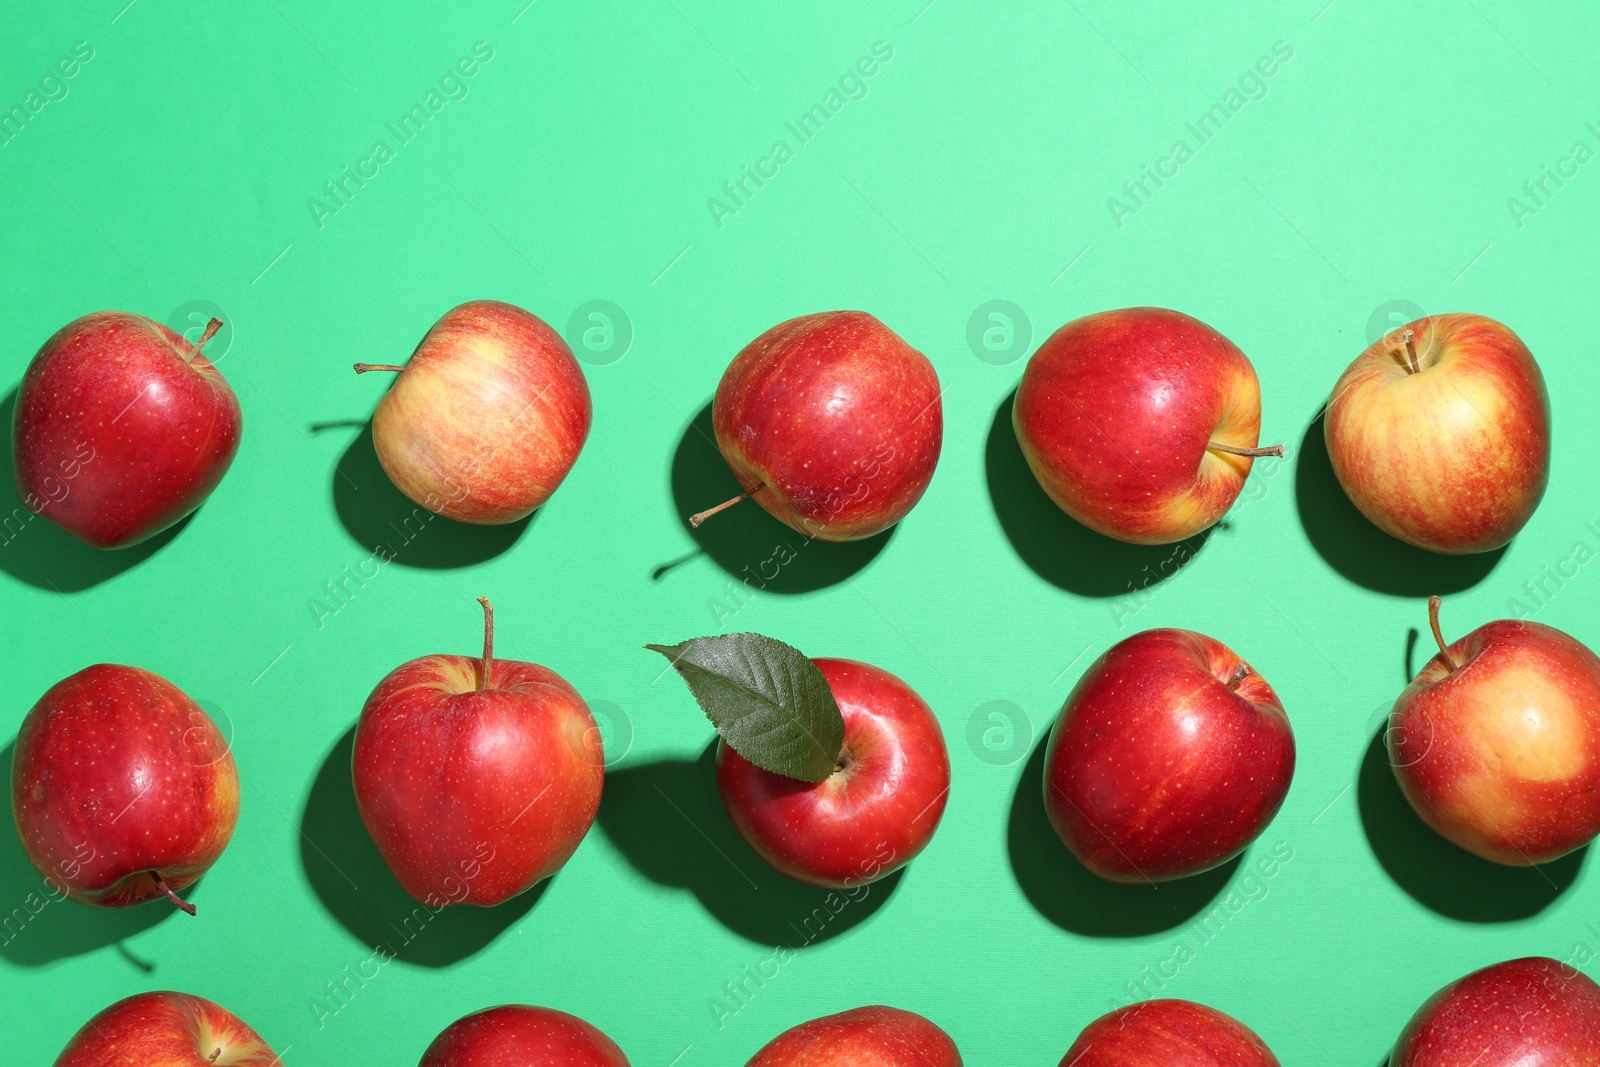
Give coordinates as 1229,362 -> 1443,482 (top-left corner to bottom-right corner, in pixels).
370,300 -> 590,525
1392,957 -> 1600,1067
1390,617 -> 1600,865
353,653 -> 604,906
14,311 -> 241,549
1326,314 -> 1549,554
711,311 -> 942,541
11,665 -> 239,908
419,1006 -> 629,1067
716,658 -> 950,889
52,991 -> 280,1067
1060,1001 -> 1280,1067
1013,307 -> 1270,545
746,1006 -> 962,1067
1044,629 -> 1294,883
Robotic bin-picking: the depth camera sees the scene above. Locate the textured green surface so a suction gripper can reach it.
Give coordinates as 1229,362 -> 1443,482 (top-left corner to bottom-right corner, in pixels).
2,1 -> 1598,1062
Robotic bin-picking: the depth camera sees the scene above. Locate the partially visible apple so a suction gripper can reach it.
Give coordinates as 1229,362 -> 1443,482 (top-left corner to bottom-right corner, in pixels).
747,1006 -> 962,1066
14,311 -> 240,548
1325,313 -> 1549,553
51,991 -> 279,1066
692,311 -> 942,541
353,597 -> 603,906
1389,596 -> 1600,865
1060,1001 -> 1279,1066
420,1005 -> 628,1067
1044,629 -> 1295,882
356,300 -> 591,524
717,658 -> 950,888
1392,957 -> 1600,1066
11,664 -> 238,914
1013,307 -> 1280,545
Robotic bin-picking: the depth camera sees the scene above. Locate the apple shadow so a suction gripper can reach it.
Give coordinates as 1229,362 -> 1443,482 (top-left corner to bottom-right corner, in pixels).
1296,410 -> 1505,595
1006,736 -> 1241,936
665,401 -> 894,594
985,391 -> 1210,597
1357,728 -> 1583,921
0,390 -> 191,592
0,741 -> 183,966
298,726 -> 545,966
328,423 -> 533,569
597,741 -> 902,945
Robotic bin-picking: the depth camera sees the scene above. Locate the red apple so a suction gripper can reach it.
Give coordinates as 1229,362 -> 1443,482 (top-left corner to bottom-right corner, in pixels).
1044,629 -> 1294,883
353,597 -> 603,906
1392,957 -> 1600,1066
13,311 -> 240,548
1326,313 -> 1549,554
1389,597 -> 1600,865
717,658 -> 950,888
747,1006 -> 962,1066
355,300 -> 590,524
1060,1001 -> 1279,1067
11,664 -> 238,914
691,311 -> 942,541
420,1005 -> 628,1067
52,991 -> 280,1066
1013,307 -> 1280,545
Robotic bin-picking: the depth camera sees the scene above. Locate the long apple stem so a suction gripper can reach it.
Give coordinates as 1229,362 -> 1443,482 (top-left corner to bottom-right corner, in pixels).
1428,595 -> 1458,672
353,363 -> 405,374
689,491 -> 751,528
1208,441 -> 1286,458
1389,329 -> 1420,374
1225,663 -> 1251,690
149,872 -> 197,916
477,596 -> 494,691
192,318 -> 223,355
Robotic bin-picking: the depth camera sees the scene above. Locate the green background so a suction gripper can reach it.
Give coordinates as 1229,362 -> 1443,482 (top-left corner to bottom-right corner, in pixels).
2,0 -> 1597,1062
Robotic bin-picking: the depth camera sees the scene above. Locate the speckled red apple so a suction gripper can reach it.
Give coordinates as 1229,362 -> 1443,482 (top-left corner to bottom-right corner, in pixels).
747,1006 -> 962,1067
1060,1001 -> 1280,1067
420,1006 -> 629,1067
1392,957 -> 1600,1066
51,991 -> 280,1066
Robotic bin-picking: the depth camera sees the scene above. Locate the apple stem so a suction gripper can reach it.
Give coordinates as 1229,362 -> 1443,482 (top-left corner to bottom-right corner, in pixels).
689,491 -> 752,528
149,872 -> 197,916
1225,663 -> 1251,690
353,363 -> 406,374
1208,441 -> 1286,458
1390,329 -> 1420,374
477,596 -> 495,691
1428,595 -> 1458,672
192,318 -> 223,355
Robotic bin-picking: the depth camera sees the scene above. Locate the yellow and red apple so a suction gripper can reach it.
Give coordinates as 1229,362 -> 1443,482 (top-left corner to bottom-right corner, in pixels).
51,991 -> 279,1066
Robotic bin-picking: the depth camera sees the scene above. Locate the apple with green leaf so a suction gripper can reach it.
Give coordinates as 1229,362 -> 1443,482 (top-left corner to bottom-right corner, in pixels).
648,633 -> 950,888
746,1006 -> 962,1066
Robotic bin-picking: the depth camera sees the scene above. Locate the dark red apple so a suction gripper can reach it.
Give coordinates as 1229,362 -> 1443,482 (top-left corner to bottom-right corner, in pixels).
52,991 -> 280,1066
14,311 -> 241,548
717,658 -> 950,888
11,664 -> 238,914
1044,629 -> 1294,882
746,1006 -> 961,1066
1392,957 -> 1600,1066
1013,307 -> 1280,545
353,597 -> 603,906
356,300 -> 590,524
420,1005 -> 628,1067
1389,597 -> 1600,865
1060,1001 -> 1279,1067
691,311 -> 942,541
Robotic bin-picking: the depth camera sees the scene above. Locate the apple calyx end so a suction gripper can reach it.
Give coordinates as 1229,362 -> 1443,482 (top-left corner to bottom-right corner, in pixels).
353,363 -> 405,375
1427,595 -> 1459,672
689,490 -> 752,529
149,871 -> 198,916
476,596 -> 495,692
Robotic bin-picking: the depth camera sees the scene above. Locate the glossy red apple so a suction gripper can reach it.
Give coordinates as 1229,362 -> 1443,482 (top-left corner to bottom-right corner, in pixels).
747,1006 -> 961,1066
355,300 -> 590,524
52,991 -> 280,1067
1013,307 -> 1280,545
717,658 -> 950,888
1326,314 -> 1549,553
14,311 -> 240,548
691,311 -> 942,541
1044,629 -> 1294,882
353,597 -> 603,906
1392,957 -> 1600,1066
1060,1001 -> 1279,1067
11,664 -> 238,914
420,1006 -> 628,1067
1389,597 -> 1600,865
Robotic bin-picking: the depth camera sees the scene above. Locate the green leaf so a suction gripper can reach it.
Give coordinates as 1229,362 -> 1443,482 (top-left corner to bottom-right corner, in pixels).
646,633 -> 845,783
